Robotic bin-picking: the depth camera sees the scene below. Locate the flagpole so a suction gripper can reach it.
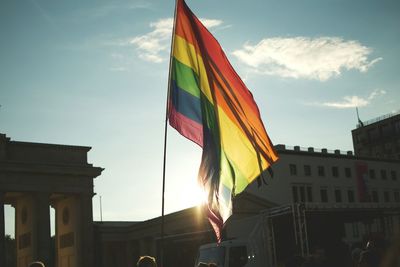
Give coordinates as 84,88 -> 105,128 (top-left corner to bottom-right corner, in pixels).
161,0 -> 178,265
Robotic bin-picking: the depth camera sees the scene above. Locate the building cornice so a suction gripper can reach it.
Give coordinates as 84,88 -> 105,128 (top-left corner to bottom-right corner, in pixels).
275,144 -> 400,163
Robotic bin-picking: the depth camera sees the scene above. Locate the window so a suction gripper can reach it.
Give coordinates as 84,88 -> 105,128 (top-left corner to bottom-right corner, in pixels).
292,185 -> 313,202
384,191 -> 390,202
394,120 -> 400,134
347,190 -> 355,203
369,169 -> 376,179
371,191 -> 379,202
304,165 -> 311,176
197,246 -> 226,266
289,164 -> 297,176
318,166 -> 325,177
299,186 -> 306,202
307,186 -> 313,202
394,191 -> 400,202
345,168 -> 352,178
352,223 -> 359,238
334,189 -> 342,203
388,216 -> 394,234
320,189 -> 328,203
384,142 -> 392,154
391,171 -> 397,181
292,186 -> 298,203
381,170 -> 387,180
332,166 -> 339,177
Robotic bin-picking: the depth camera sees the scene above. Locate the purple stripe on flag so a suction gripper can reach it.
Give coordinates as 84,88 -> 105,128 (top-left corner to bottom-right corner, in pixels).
169,104 -> 203,147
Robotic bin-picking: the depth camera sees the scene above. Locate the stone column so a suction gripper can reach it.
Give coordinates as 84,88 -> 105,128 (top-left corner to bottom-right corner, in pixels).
33,193 -> 51,266
50,203 -> 58,267
0,136 -> 6,266
0,192 -> 5,267
80,193 -> 94,267
126,240 -> 133,267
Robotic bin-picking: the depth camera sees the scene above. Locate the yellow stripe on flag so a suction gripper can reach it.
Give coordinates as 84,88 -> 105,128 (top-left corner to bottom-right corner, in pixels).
173,35 -> 214,104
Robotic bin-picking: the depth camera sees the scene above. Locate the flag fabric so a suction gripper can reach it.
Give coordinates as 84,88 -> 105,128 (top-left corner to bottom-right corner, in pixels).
168,0 -> 279,242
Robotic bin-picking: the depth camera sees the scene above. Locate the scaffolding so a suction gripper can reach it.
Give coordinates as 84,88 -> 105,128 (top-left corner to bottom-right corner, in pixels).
259,202 -> 400,266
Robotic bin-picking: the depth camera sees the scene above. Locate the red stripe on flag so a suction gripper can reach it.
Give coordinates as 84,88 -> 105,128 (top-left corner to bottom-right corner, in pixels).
206,207 -> 224,243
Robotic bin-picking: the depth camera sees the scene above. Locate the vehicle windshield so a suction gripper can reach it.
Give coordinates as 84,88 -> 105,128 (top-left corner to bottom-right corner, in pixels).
196,246 -> 226,267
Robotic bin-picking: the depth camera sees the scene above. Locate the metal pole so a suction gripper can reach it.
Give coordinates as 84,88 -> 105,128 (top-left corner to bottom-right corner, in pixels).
297,204 -> 304,257
292,204 -> 298,245
0,192 -> 6,267
270,218 -> 277,267
161,0 -> 178,265
100,195 -> 103,222
303,206 -> 309,255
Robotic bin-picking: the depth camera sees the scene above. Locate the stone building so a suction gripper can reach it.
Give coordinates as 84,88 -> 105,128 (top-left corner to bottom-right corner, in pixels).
249,144 -> 400,206
352,111 -> 400,159
93,192 -> 276,267
2,108 -> 400,267
247,144 -> 400,245
0,134 -> 103,267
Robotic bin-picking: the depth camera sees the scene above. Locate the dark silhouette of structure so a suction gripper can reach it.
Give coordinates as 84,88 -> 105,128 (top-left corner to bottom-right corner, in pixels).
352,111 -> 400,160
2,107 -> 400,267
0,134 -> 103,267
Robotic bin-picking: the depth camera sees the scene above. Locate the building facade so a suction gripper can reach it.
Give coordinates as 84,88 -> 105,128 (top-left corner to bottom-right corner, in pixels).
248,144 -> 400,205
0,134 -> 103,267
3,108 -> 400,267
352,111 -> 400,160
95,143 -> 400,266
247,144 -> 400,244
94,193 -> 275,267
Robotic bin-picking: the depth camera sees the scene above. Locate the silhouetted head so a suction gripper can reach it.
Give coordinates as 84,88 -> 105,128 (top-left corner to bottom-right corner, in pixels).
208,263 -> 218,267
29,262 -> 45,267
137,256 -> 157,267
197,263 -> 208,267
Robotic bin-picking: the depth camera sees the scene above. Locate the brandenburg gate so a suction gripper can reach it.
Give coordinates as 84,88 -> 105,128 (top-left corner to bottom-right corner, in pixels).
0,133 -> 103,267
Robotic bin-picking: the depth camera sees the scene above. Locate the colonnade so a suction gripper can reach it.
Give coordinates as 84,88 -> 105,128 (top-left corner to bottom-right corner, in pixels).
1,192 -> 94,267
0,133 -> 103,267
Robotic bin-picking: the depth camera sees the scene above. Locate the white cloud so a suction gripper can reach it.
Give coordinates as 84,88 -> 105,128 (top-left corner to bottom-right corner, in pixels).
367,89 -> 386,100
198,19 -> 223,28
131,17 -> 224,63
321,96 -> 369,109
318,89 -> 386,109
232,37 -> 382,81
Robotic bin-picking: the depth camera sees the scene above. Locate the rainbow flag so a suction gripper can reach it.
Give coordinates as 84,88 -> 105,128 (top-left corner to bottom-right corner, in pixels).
168,0 -> 278,241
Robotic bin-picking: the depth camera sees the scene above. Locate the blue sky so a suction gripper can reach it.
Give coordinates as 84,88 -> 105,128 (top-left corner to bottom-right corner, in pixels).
1,0 -> 399,235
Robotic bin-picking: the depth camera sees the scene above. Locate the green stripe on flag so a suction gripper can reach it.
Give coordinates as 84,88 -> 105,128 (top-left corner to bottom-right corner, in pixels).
172,58 -> 201,99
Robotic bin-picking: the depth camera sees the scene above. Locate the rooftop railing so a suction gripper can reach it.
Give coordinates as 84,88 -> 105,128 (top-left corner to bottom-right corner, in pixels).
275,144 -> 353,156
357,110 -> 400,128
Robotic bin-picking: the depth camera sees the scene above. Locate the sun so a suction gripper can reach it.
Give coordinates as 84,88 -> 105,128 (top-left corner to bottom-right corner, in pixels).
180,183 -> 208,207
